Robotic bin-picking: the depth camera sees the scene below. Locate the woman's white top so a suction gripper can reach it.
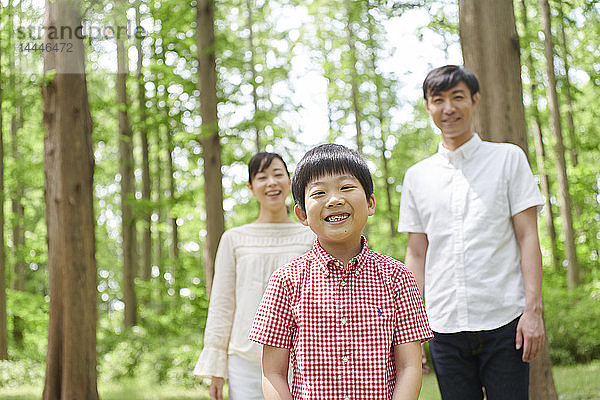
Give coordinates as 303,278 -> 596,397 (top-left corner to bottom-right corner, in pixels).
194,222 -> 315,378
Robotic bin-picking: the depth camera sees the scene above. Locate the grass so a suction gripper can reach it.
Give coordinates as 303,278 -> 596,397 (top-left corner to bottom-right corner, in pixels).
1,362 -> 598,400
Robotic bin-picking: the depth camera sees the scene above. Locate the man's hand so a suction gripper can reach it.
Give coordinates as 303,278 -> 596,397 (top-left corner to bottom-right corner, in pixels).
209,376 -> 224,400
515,309 -> 545,362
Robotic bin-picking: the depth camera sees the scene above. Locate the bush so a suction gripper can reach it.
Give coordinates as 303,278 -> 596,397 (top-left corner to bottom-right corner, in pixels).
544,283 -> 600,365
0,359 -> 44,388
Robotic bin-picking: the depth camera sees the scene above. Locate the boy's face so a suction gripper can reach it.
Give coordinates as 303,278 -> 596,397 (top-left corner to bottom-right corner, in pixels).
294,172 -> 375,252
425,80 -> 479,147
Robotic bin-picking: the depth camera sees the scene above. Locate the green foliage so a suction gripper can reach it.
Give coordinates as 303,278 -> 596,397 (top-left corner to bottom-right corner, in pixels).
0,359 -> 44,388
543,282 -> 600,365
5,290 -> 48,361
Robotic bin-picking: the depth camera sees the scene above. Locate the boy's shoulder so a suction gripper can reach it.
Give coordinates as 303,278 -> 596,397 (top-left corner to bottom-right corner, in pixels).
365,249 -> 413,282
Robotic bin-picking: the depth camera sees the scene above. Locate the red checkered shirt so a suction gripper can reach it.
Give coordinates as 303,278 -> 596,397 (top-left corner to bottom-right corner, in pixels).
249,238 -> 432,399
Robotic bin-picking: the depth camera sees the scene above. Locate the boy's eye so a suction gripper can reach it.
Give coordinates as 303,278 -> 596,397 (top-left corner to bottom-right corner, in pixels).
309,191 -> 325,197
341,185 -> 355,190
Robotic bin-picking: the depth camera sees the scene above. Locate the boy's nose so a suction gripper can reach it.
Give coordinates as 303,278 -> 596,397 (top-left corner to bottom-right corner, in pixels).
326,195 -> 344,207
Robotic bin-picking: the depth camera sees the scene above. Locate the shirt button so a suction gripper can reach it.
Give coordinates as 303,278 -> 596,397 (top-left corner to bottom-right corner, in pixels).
340,280 -> 346,287
342,355 -> 349,363
340,317 -> 348,326
344,397 -> 351,400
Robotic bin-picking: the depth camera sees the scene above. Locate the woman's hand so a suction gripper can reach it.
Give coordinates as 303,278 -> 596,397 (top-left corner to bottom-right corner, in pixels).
209,376 -> 225,400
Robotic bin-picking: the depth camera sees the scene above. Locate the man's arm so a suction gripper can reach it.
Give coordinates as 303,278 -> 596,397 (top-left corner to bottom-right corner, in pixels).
262,345 -> 292,400
392,341 -> 423,400
405,233 -> 428,296
512,206 -> 545,362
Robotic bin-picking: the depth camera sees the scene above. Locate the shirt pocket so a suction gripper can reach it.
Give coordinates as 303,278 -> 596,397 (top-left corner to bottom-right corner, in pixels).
469,177 -> 509,220
356,303 -> 395,350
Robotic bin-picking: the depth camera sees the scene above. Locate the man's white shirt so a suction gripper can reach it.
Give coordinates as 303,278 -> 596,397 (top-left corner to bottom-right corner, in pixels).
398,134 -> 544,333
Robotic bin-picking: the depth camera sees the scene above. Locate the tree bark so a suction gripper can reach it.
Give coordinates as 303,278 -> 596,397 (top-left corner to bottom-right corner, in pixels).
458,0 -> 528,151
136,4 -> 152,282
165,126 -> 179,269
556,1 -> 577,167
459,1 -> 558,398
197,0 -> 225,297
539,0 -> 580,289
0,29 -> 8,360
117,31 -> 138,327
519,0 -> 560,272
7,0 -> 25,350
41,0 -> 98,397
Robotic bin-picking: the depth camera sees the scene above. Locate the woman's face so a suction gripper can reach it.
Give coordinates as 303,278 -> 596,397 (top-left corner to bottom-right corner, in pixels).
248,158 -> 291,211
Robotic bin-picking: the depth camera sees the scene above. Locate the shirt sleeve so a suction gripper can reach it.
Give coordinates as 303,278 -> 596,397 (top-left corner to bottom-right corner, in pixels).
392,267 -> 433,345
194,231 -> 236,379
506,146 -> 545,216
398,168 -> 425,234
249,268 -> 295,349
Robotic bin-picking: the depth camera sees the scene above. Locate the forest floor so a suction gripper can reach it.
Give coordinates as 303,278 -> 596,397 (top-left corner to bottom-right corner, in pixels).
0,361 -> 598,400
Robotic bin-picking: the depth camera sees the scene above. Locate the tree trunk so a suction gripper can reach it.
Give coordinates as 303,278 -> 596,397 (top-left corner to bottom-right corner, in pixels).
165,126 -> 179,270
539,0 -> 580,289
136,4 -> 152,282
197,0 -> 225,297
0,30 -> 8,360
459,1 -> 558,398
529,330 -> 558,399
458,0 -> 528,151
117,32 -> 138,327
7,0 -> 25,349
246,0 -> 261,152
367,14 -> 395,238
345,0 -> 363,154
519,0 -> 560,272
41,0 -> 98,397
557,1 -> 577,167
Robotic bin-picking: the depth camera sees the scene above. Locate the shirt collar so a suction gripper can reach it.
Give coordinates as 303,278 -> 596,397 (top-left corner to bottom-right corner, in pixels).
438,133 -> 482,161
312,237 -> 369,277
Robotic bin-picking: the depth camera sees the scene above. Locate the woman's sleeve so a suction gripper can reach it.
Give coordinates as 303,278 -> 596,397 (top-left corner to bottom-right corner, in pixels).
194,231 -> 236,378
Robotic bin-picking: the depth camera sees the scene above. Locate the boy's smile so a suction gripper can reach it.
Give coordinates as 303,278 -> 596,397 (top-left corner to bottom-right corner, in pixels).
295,173 -> 375,262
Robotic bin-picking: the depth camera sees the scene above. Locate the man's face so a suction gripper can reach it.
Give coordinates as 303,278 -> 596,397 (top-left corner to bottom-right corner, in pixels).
294,172 -> 375,253
425,81 -> 479,147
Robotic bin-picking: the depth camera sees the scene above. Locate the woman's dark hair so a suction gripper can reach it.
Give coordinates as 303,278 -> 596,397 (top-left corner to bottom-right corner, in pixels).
248,152 -> 289,185
292,144 -> 373,211
423,65 -> 480,101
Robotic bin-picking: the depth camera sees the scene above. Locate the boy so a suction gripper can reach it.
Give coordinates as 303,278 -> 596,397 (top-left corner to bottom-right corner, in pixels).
249,144 -> 432,400
398,65 -> 545,399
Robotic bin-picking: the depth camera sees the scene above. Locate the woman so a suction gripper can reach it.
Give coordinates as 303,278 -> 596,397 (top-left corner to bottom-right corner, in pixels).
194,152 -> 314,400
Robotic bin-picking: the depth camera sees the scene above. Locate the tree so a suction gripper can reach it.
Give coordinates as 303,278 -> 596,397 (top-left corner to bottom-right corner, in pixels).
136,3 -> 153,281
7,0 -> 26,348
458,1 -> 558,398
0,25 -> 7,361
41,0 -> 99,397
197,0 -> 225,296
539,0 -> 580,289
117,21 -> 138,327
518,0 -> 560,272
458,0 -> 527,150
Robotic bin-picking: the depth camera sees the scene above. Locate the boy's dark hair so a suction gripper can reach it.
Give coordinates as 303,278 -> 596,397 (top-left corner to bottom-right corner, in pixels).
248,152 -> 289,185
292,144 -> 373,211
423,65 -> 479,101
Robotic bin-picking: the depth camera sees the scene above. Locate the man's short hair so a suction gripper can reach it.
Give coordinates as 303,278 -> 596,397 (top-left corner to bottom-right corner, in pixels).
292,144 -> 373,211
423,65 -> 480,101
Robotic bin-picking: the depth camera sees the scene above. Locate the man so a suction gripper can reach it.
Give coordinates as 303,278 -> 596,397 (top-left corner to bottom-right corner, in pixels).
398,65 -> 545,400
